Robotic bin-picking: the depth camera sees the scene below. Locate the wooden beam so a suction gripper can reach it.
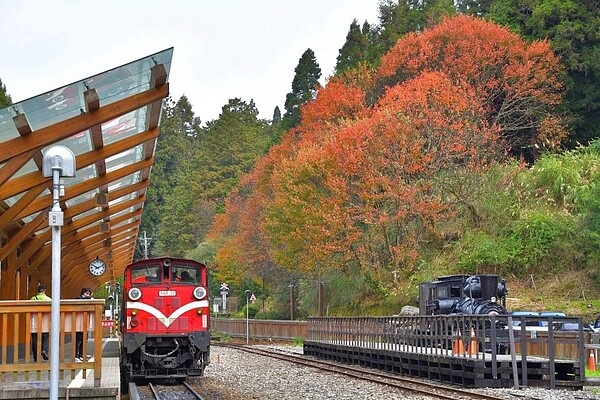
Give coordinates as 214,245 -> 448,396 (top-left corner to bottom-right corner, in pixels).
13,113 -> 32,136
0,84 -> 168,163
15,158 -> 153,221
0,127 -> 159,201
15,196 -> 145,275
0,182 -> 50,231
0,212 -> 46,262
0,148 -> 39,188
64,220 -> 138,267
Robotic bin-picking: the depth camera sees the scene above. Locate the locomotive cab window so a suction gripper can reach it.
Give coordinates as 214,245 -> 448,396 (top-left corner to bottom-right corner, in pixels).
172,266 -> 200,284
131,265 -> 161,285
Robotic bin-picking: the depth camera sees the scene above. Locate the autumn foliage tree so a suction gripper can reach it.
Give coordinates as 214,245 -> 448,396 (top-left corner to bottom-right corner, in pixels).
263,72 -> 502,283
374,14 -> 565,157
208,15 -> 566,305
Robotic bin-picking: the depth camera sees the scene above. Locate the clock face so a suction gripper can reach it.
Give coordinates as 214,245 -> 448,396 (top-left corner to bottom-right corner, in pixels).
89,259 -> 106,276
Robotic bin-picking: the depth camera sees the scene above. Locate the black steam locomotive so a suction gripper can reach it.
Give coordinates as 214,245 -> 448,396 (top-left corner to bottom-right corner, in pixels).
418,274 -> 508,316
385,275 -> 510,353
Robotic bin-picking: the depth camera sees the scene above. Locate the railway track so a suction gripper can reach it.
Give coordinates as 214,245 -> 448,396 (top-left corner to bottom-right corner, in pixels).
214,342 -> 509,400
129,381 -> 206,400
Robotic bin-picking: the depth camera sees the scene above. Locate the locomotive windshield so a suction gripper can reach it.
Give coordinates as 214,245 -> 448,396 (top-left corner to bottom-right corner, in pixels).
131,264 -> 161,285
172,265 -> 200,284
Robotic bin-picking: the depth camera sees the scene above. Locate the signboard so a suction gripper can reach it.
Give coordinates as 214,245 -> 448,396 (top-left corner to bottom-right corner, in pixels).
102,320 -> 115,328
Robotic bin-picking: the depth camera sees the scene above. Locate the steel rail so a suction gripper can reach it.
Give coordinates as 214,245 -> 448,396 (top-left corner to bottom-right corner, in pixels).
215,343 -> 508,400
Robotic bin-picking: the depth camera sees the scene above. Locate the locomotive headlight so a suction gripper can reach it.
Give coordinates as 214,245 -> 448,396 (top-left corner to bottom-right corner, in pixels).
193,286 -> 207,300
128,288 -> 142,301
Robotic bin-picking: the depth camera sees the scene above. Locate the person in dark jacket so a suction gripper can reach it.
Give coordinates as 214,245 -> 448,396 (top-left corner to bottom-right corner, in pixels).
75,287 -> 92,362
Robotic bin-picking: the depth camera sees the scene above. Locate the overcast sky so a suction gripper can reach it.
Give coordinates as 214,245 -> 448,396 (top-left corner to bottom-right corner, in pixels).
0,0 -> 379,124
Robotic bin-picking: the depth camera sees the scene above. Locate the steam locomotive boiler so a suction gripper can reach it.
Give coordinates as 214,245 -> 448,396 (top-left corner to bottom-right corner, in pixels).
419,274 -> 508,316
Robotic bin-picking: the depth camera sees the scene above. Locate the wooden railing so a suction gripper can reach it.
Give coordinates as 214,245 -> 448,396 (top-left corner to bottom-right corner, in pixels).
0,299 -> 105,387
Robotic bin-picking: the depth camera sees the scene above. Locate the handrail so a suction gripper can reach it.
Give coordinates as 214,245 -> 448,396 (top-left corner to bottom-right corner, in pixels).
0,299 -> 105,387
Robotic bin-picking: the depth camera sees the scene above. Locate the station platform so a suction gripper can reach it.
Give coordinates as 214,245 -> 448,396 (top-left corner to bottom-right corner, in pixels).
304,339 -> 584,390
0,337 -> 120,400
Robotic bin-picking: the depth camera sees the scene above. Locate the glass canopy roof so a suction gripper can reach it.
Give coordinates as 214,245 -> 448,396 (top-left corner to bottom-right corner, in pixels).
0,47 -> 173,291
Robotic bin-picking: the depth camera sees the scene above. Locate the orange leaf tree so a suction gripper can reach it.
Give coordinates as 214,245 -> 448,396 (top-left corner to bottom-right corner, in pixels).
375,14 -> 564,156
262,72 -> 502,280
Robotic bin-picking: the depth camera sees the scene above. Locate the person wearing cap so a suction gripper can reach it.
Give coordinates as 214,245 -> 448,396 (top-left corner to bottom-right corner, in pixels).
30,284 -> 51,361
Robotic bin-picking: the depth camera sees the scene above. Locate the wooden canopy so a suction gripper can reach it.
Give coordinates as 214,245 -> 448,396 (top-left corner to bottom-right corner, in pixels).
0,48 -> 173,299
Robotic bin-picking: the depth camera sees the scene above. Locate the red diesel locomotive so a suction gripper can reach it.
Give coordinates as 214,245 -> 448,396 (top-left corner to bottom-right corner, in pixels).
119,257 -> 210,393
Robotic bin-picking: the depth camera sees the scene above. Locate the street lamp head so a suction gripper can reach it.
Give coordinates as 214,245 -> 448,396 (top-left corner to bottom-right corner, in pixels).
42,145 -> 76,178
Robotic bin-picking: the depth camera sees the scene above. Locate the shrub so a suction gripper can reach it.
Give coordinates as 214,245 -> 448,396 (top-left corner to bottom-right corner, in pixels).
236,303 -> 260,319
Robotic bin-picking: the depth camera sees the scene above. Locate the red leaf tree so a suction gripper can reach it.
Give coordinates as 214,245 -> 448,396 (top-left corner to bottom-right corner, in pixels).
375,14 -> 564,155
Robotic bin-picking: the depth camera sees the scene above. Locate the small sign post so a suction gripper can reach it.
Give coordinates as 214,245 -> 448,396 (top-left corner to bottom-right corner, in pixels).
219,283 -> 229,313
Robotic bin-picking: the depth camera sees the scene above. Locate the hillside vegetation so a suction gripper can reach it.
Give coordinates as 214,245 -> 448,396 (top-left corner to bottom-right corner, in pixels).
203,15 -> 600,322
0,2 -> 598,321
135,4 -> 600,322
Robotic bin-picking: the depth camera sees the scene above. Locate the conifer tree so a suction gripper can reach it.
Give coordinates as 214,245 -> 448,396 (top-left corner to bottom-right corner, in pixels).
0,78 -> 12,108
335,19 -> 373,74
139,95 -> 200,258
272,106 -> 281,125
282,49 -> 321,130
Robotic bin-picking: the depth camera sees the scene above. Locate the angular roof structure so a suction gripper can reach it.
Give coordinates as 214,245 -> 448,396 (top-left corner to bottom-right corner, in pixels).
0,48 -> 172,298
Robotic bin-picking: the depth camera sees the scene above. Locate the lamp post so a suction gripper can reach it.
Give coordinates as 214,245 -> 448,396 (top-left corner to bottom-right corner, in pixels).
42,145 -> 76,400
245,290 -> 251,344
115,281 -> 120,328
105,283 -> 114,337
289,283 -> 295,321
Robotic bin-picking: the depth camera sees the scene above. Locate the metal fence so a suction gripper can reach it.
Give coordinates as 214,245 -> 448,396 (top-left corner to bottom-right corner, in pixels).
213,315 -> 587,363
212,317 -> 307,340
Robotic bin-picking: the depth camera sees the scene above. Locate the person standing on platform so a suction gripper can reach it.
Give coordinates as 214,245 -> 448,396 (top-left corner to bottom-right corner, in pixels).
30,284 -> 51,361
75,287 -> 92,362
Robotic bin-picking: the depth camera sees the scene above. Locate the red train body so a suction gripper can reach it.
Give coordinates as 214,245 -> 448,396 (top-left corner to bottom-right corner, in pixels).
119,257 -> 210,392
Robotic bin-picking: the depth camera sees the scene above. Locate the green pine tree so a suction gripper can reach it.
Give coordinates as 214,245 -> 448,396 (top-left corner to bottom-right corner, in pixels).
485,0 -> 600,146
138,95 -> 201,258
335,19 -> 374,74
0,78 -> 12,108
282,49 -> 321,130
272,106 -> 281,125
155,98 -> 270,256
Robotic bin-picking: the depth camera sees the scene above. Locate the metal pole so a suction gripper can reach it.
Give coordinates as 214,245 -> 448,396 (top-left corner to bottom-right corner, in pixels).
289,283 -> 295,321
50,169 -> 62,400
110,299 -> 114,337
318,280 -> 324,317
42,145 -> 75,400
245,290 -> 250,344
262,275 -> 265,312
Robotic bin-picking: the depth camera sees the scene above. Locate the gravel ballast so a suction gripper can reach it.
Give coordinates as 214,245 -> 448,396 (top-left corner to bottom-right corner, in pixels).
189,344 -> 600,400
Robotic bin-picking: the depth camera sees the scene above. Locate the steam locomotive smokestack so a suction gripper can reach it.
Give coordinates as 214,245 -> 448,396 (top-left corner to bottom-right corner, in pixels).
479,275 -> 498,301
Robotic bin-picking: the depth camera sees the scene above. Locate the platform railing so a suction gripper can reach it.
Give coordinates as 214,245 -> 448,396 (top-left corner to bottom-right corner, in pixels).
307,314 -> 587,385
0,299 -> 105,387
